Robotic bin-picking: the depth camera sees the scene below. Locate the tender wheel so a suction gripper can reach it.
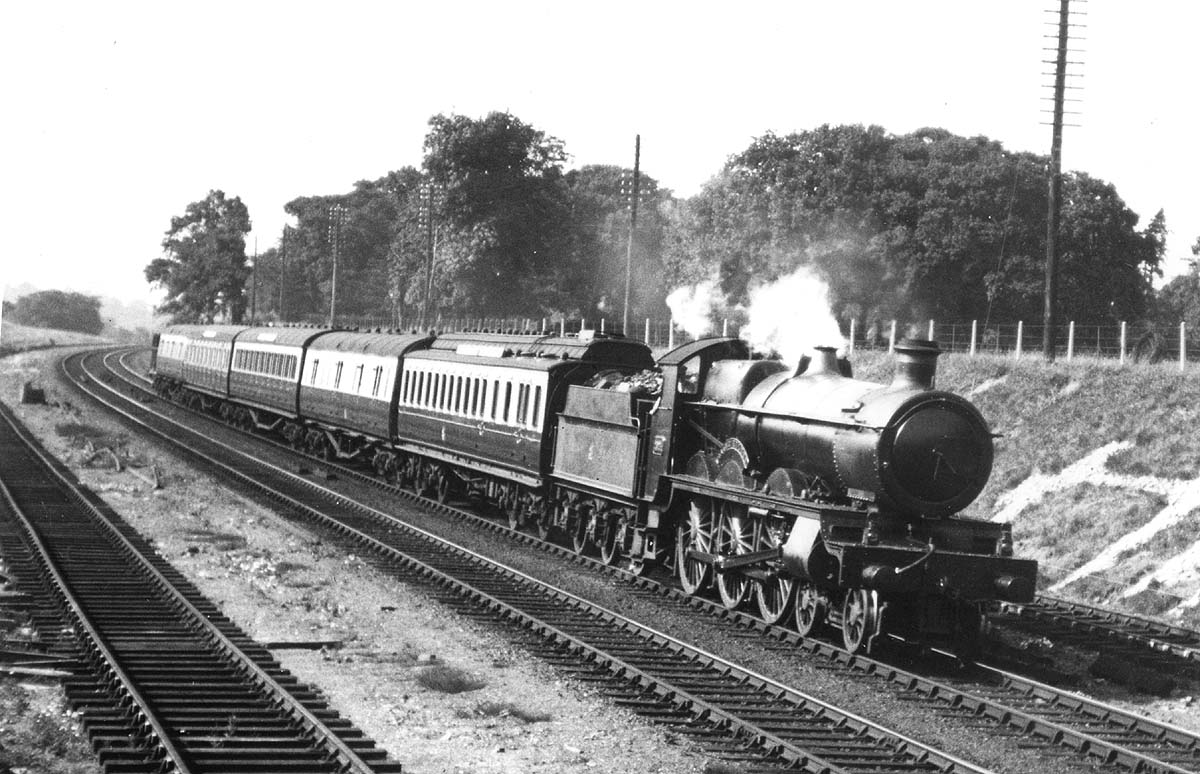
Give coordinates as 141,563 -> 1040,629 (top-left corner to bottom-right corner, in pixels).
793,582 -> 826,637
676,497 -> 713,595
570,501 -> 593,555
753,517 -> 795,625
841,588 -> 882,654
714,502 -> 753,611
598,509 -> 624,566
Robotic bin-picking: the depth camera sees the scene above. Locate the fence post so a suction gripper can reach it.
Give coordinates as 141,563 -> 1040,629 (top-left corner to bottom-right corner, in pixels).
969,320 -> 977,357
1067,320 -> 1075,361
1015,321 -> 1023,359
600,318 -> 606,334
644,318 -> 650,345
849,319 -> 857,355
722,318 -> 728,337
560,318 -> 565,337
668,318 -> 675,350
889,320 -> 897,352
1119,321 -> 1127,365
928,319 -> 935,341
1181,322 -> 1187,372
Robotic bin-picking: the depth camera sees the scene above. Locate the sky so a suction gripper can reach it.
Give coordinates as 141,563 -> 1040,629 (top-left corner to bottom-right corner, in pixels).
2,1 -> 1197,310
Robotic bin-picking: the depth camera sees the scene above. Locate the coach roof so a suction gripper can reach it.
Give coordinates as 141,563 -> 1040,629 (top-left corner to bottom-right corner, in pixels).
307,330 -> 433,357
234,326 -> 327,348
161,324 -> 249,342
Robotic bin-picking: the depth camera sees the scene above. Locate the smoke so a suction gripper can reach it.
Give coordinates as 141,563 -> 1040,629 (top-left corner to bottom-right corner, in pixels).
741,267 -> 844,367
666,280 -> 723,339
666,266 -> 844,367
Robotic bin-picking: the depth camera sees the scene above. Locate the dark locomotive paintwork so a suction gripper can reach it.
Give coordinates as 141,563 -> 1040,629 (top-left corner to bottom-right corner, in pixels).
151,325 -> 1035,654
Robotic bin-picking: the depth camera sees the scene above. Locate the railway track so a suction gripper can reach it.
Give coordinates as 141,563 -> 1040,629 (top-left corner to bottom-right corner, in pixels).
999,595 -> 1200,667
0,397 -> 402,772
64,346 -> 1200,773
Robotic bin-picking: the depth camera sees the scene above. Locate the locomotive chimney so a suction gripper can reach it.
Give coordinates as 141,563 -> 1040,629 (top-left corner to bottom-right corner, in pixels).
800,345 -> 841,377
891,339 -> 940,390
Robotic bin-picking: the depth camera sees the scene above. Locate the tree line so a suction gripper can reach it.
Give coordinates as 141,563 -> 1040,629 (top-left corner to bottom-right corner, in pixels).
145,113 -> 1185,336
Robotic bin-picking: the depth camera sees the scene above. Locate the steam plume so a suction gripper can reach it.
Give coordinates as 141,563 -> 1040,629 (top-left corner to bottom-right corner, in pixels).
666,280 -> 723,339
665,266 -> 844,367
741,267 -> 844,367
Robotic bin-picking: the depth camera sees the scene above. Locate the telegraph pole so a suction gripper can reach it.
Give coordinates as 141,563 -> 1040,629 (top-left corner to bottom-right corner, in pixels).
250,237 -> 258,323
622,134 -> 641,337
1042,0 -> 1084,360
328,204 -> 348,328
279,226 -> 288,322
418,183 -> 443,330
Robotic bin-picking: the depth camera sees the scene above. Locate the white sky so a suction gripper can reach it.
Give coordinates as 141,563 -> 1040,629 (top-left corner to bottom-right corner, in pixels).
2,1 -> 1197,307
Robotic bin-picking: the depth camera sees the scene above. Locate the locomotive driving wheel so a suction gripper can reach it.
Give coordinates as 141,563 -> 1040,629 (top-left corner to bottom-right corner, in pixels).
753,517 -> 795,625
715,501 -> 753,610
676,496 -> 713,595
841,588 -> 882,654
794,582 -> 827,637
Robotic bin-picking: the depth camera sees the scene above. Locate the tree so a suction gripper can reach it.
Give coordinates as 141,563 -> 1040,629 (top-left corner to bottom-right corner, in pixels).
1154,235 -> 1200,329
11,290 -> 104,334
145,191 -> 252,323
663,125 -> 1164,331
421,112 -> 573,315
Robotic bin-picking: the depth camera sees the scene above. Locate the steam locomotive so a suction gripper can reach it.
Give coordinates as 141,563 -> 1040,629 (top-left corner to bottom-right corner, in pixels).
151,325 -> 1036,654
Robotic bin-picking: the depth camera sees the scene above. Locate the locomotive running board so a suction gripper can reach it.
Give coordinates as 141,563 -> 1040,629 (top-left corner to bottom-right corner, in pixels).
668,474 -> 856,521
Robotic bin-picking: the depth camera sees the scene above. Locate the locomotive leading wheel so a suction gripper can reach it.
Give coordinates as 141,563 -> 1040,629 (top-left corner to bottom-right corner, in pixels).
753,518 -> 795,625
794,582 -> 826,637
841,588 -> 882,654
677,497 -> 713,595
715,502 -> 753,611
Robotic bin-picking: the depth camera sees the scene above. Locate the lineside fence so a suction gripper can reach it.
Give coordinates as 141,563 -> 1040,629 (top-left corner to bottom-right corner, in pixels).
314,313 -> 1199,370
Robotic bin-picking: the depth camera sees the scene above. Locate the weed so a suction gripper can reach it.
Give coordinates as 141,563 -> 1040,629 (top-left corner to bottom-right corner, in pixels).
415,664 -> 486,694
456,700 -> 551,723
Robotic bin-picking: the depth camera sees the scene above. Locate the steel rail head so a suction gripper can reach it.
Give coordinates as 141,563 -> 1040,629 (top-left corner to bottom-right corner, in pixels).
3,381 -> 381,774
0,406 -> 189,774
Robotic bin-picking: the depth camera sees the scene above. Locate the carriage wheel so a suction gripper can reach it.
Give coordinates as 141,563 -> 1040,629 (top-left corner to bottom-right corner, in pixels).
412,461 -> 436,498
753,519 -> 795,625
676,497 -> 714,595
434,467 -> 454,504
597,508 -> 625,566
503,486 -> 526,529
714,502 -> 753,611
841,588 -> 882,654
793,582 -> 827,637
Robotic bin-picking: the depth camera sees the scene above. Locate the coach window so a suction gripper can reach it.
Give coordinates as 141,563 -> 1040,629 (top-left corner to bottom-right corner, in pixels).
310,359 -> 320,385
354,364 -> 365,393
532,386 -> 542,428
491,380 -> 500,419
503,382 -> 513,423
